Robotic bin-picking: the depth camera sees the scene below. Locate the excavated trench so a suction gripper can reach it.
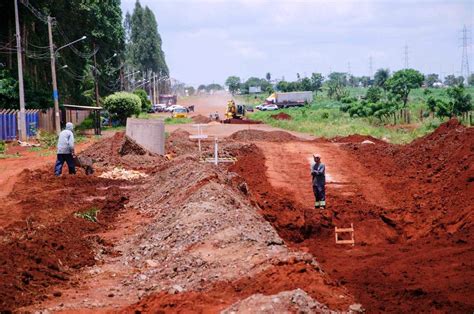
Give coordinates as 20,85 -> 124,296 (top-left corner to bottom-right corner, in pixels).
1,122 -> 472,313
229,121 -> 474,313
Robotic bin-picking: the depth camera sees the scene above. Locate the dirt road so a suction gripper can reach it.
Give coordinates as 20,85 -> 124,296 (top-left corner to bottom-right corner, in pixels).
258,141 -> 395,210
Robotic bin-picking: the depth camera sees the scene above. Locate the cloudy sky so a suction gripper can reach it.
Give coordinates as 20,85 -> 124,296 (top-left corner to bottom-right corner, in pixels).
121,0 -> 473,86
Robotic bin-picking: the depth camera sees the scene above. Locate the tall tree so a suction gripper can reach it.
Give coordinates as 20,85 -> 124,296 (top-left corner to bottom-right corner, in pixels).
0,0 -> 125,108
310,73 -> 324,93
386,69 -> 424,107
127,1 -> 168,77
374,68 -> 390,88
266,72 -> 271,82
225,76 -> 241,94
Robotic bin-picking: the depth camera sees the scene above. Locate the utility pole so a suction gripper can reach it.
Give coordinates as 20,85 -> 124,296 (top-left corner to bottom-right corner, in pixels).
404,44 -> 409,69
14,0 -> 27,141
460,25 -> 471,81
47,16 -> 61,135
93,42 -> 100,107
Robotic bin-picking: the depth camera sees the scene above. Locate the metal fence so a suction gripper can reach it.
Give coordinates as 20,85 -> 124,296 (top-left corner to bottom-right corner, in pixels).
0,109 -> 39,141
0,108 -> 91,141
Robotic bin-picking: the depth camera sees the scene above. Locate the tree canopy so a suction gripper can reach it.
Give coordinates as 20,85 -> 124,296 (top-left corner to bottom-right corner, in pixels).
125,1 -> 168,76
0,0 -> 124,109
374,68 -> 390,88
225,76 -> 241,94
386,69 -> 424,107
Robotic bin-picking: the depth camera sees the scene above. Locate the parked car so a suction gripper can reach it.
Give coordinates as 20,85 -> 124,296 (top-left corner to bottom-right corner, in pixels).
153,104 -> 167,112
246,106 -> 254,112
261,104 -> 278,111
255,104 -> 265,110
165,105 -> 185,112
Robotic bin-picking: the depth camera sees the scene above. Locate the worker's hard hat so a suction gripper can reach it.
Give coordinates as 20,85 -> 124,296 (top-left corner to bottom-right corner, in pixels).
313,153 -> 321,158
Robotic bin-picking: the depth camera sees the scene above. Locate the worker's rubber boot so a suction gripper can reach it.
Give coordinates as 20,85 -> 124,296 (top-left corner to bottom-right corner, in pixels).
320,200 -> 326,209
314,201 -> 320,209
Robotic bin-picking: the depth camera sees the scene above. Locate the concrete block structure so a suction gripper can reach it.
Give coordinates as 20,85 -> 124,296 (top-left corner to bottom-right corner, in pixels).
126,118 -> 165,155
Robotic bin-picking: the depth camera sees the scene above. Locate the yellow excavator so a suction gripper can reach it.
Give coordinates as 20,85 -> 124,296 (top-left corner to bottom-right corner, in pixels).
224,100 -> 246,123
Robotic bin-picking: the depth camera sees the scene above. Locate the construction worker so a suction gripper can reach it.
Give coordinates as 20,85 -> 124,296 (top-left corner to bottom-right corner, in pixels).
311,153 -> 326,209
54,122 -> 76,176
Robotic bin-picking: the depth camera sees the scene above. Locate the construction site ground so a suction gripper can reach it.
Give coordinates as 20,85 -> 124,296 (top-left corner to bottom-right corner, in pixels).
0,108 -> 472,312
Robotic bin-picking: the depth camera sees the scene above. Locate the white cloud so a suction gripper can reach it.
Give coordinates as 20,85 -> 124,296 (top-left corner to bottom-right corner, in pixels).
122,0 -> 474,85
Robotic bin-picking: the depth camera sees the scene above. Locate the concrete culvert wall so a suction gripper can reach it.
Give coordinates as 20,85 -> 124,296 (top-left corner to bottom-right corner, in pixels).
126,118 -> 165,155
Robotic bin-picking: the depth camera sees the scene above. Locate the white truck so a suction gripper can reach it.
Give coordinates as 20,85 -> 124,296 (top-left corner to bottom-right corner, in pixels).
266,91 -> 313,108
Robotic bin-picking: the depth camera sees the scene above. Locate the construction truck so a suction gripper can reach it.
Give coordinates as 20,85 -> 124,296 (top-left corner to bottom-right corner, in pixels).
224,100 -> 246,123
266,91 -> 313,108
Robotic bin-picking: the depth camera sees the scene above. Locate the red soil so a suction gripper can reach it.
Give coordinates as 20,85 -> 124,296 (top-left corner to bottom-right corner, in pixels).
270,112 -> 292,120
330,134 -> 386,144
123,260 -> 353,313
229,129 -> 299,142
224,118 -> 262,124
192,114 -> 212,124
229,120 -> 474,313
80,132 -> 166,170
0,169 -> 130,311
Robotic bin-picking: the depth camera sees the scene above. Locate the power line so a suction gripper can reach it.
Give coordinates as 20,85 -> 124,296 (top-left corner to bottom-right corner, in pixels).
19,0 -> 49,24
460,24 -> 471,80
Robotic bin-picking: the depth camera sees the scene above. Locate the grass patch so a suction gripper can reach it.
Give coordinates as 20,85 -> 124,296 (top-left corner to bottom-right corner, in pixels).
74,207 -> 100,222
164,117 -> 193,125
28,147 -> 42,152
250,107 -> 446,144
103,125 -> 126,132
0,152 -> 21,159
37,130 -> 58,148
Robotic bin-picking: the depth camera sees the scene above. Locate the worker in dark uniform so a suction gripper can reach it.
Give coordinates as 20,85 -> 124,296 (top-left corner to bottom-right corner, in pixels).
311,153 -> 326,209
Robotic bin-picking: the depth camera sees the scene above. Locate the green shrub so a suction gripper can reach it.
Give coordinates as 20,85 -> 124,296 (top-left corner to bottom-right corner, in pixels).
366,86 -> 383,103
77,116 -> 95,130
341,96 -> 357,104
133,89 -> 151,112
37,130 -> 58,148
103,92 -> 141,125
0,141 -> 5,154
74,207 -> 100,222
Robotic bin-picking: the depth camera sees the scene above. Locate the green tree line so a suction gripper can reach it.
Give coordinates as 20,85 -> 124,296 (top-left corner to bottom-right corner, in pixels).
0,0 -> 168,110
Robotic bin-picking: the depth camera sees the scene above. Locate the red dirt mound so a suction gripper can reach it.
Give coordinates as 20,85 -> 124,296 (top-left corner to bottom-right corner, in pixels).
191,114 -> 212,124
122,260 -> 353,313
165,129 -> 196,156
229,130 -> 300,142
271,112 -> 292,120
344,119 -> 474,239
223,118 -> 262,124
0,169 -> 130,311
331,134 -> 386,144
80,132 -> 166,170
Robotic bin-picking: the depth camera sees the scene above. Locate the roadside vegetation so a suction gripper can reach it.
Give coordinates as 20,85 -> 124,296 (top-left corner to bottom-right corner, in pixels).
244,69 -> 473,144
